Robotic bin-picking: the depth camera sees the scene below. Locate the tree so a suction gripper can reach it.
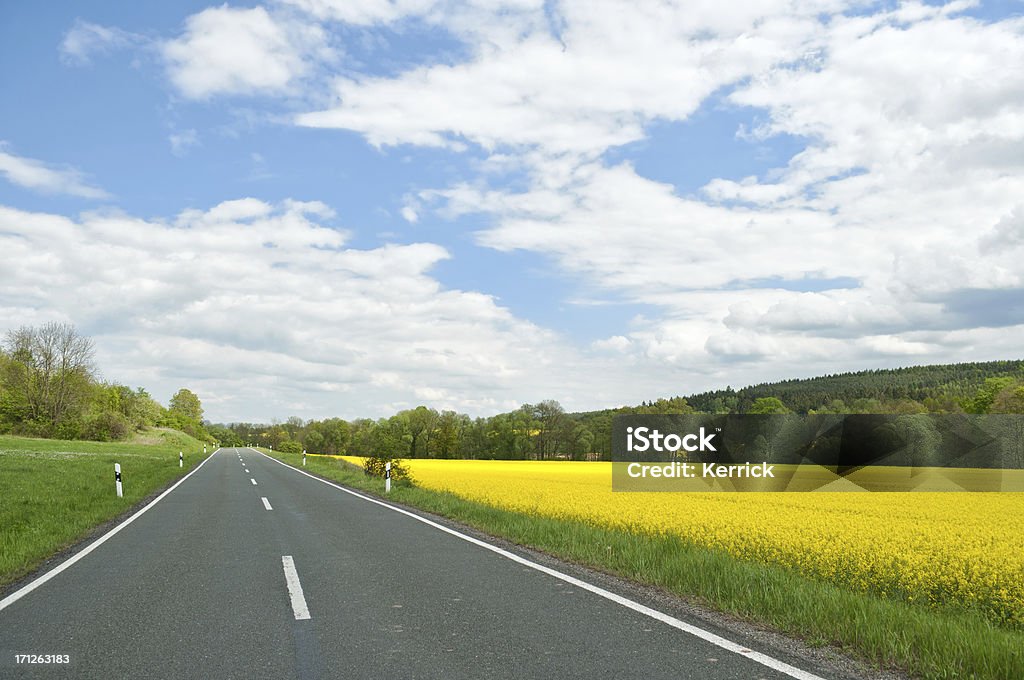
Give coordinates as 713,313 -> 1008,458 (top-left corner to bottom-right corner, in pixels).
169,388 -> 203,422
318,418 -> 350,454
284,416 -> 305,440
347,418 -> 376,456
434,410 -> 465,458
964,378 -> 1016,414
303,428 -> 325,453
265,424 -> 289,449
565,423 -> 595,460
748,397 -> 790,415
461,417 -> 490,459
991,382 -> 1024,414
405,406 -> 438,458
484,412 -> 526,459
373,415 -> 407,456
532,400 -> 567,459
161,388 -> 210,442
208,423 -> 244,447
2,322 -> 95,432
634,397 -> 694,415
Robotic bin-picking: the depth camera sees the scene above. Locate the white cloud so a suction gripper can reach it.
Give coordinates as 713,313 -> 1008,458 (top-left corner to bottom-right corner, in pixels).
0,145 -> 108,199
0,198 -> 635,421
980,206 -> 1024,253
728,9 -> 1024,200
308,2 -> 1024,383
163,6 -> 335,99
400,205 -> 418,223
591,335 -> 631,352
280,0 -> 444,25
60,20 -> 142,65
702,176 -> 795,205
169,129 -> 200,157
295,0 -> 847,153
282,0 -> 546,45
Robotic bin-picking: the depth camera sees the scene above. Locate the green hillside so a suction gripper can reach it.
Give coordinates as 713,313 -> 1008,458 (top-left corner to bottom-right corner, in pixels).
685,360 -> 1024,413
571,360 -> 1024,458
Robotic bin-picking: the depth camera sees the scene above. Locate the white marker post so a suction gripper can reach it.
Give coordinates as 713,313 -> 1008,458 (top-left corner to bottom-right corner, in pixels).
203,445 -> 207,455
385,462 -> 392,493
114,463 -> 123,498
302,450 -> 306,467
179,451 -> 183,468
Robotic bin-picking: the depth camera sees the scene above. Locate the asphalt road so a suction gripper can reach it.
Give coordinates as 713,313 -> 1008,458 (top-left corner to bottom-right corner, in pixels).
0,448 -> 835,679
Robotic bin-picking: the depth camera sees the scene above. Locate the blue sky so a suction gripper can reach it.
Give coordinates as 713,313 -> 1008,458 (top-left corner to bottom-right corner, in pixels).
2,1 -> 1023,422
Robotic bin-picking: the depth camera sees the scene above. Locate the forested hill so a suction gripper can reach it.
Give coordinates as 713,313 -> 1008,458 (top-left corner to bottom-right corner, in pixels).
682,360 -> 1024,414
560,360 -> 1024,457
570,359 -> 1024,424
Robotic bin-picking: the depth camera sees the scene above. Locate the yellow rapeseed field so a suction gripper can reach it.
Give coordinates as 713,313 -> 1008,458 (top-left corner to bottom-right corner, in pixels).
343,457 -> 1024,627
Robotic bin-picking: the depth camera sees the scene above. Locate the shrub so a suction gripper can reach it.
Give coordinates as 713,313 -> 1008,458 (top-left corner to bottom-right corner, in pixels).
362,456 -> 413,485
278,440 -> 301,453
81,411 -> 130,441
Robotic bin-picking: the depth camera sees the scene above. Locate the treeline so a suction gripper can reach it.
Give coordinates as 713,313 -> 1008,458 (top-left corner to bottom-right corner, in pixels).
0,323 -> 211,442
214,362 -> 1024,460
210,400 -> 597,460
684,361 -> 1024,414
7,323 -> 1021,459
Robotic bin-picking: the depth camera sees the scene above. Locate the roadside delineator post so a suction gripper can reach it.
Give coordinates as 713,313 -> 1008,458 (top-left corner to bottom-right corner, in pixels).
179,451 -> 183,468
303,450 -> 306,467
385,462 -> 392,493
115,463 -> 123,498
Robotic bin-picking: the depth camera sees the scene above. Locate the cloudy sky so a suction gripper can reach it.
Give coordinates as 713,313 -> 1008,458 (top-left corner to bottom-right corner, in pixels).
1,1 -> 1022,423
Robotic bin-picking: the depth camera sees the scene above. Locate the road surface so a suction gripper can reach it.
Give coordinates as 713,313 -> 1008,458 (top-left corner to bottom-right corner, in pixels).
0,448 -> 839,679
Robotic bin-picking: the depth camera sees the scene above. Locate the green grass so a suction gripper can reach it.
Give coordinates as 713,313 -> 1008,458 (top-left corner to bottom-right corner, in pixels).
264,449 -> 1024,680
0,429 -> 210,589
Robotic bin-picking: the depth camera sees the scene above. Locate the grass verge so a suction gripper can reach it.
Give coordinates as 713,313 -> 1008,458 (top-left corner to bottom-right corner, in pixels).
263,449 -> 1023,680
0,429 -> 209,589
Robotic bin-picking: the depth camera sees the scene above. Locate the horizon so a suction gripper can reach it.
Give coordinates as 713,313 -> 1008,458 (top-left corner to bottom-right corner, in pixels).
3,1 -> 1023,422
204,357 -> 1024,425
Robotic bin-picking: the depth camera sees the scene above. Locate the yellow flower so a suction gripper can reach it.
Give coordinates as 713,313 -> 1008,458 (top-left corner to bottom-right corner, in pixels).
345,457 -> 1024,627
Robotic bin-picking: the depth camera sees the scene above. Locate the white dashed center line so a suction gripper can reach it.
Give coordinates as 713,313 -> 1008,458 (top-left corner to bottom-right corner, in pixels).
281,556 -> 310,620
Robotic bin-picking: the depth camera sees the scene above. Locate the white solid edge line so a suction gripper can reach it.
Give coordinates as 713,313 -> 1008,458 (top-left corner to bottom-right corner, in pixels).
281,555 -> 311,620
255,451 -> 824,680
0,448 -> 223,613
262,497 -> 273,511
251,478 -> 258,486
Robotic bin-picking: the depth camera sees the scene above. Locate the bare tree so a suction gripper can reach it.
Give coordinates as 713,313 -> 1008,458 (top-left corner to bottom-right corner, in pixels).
3,322 -> 95,428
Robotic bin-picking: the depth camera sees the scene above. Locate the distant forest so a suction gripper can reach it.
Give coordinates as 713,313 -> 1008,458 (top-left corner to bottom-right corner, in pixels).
683,360 -> 1024,414
213,360 -> 1024,460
